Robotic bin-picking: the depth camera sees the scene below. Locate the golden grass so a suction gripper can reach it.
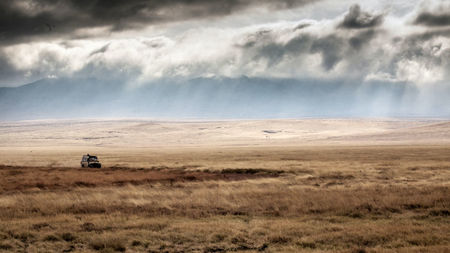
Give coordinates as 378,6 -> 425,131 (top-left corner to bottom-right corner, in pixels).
0,165 -> 279,193
0,146 -> 449,252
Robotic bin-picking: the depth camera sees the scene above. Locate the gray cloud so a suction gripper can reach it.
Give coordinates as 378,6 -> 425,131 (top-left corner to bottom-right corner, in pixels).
89,43 -> 110,57
0,0 -> 319,46
239,32 -> 347,72
406,27 -> 450,43
0,52 -> 22,85
339,4 -> 384,29
237,5 -> 382,72
294,22 -> 312,31
414,12 -> 450,27
310,35 -> 345,70
392,29 -> 450,77
348,29 -> 377,50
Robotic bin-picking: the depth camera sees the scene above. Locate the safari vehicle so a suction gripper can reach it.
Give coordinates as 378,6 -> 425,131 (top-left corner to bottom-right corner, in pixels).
81,154 -> 102,168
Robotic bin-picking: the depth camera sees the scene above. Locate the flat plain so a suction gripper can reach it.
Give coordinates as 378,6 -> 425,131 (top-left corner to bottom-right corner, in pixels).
0,119 -> 449,252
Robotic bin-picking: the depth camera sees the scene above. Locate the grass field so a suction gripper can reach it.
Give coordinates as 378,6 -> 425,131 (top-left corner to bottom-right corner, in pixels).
0,119 -> 449,252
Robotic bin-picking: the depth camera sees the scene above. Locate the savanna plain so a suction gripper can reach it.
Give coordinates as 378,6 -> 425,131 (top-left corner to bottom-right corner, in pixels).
0,119 -> 449,252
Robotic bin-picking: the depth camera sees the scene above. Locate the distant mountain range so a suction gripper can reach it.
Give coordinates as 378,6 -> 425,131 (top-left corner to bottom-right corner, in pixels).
0,77 -> 449,120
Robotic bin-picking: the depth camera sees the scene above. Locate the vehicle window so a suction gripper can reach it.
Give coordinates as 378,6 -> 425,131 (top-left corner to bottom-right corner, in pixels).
88,157 -> 98,162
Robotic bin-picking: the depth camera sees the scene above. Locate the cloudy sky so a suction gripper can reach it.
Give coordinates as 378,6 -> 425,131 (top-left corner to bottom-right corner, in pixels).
0,0 -> 449,87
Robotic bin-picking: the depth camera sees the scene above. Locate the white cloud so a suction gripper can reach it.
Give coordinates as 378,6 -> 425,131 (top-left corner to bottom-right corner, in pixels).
1,0 -> 449,88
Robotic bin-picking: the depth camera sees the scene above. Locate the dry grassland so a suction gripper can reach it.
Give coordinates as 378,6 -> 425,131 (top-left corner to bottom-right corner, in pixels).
0,119 -> 449,252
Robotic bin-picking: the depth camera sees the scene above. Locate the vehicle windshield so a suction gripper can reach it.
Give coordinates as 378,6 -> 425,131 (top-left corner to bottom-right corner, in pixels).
88,156 -> 98,162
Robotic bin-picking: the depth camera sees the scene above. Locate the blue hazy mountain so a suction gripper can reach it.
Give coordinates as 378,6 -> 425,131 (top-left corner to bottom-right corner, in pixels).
0,77 -> 448,120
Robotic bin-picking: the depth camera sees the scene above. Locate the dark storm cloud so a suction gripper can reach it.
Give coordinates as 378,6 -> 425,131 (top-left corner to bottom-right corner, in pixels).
339,4 -> 384,29
414,12 -> 450,27
0,0 -> 319,46
0,0 -> 83,45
